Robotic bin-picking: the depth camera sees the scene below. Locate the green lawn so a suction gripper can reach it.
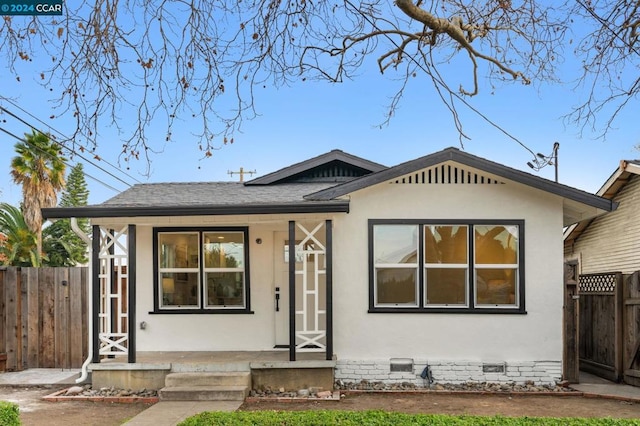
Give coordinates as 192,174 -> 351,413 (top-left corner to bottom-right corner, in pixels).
179,410 -> 640,425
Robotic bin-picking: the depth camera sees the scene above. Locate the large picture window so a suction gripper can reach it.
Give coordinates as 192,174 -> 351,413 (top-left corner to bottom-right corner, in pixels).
154,227 -> 250,313
369,220 -> 524,313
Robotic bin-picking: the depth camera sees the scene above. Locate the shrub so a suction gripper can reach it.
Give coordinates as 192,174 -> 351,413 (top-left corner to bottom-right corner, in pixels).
0,400 -> 20,426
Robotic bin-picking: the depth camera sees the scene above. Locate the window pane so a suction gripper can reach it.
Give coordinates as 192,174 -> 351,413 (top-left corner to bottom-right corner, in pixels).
159,233 -> 199,268
204,232 -> 244,268
376,268 -> 417,305
206,272 -> 244,307
476,269 -> 517,305
161,272 -> 199,307
374,225 -> 418,264
475,225 -> 518,264
425,225 -> 467,264
425,268 -> 467,305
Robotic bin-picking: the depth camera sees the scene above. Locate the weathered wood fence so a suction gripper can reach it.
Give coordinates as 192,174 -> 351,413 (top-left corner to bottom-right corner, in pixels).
578,272 -> 623,382
0,266 -> 88,371
578,271 -> 640,386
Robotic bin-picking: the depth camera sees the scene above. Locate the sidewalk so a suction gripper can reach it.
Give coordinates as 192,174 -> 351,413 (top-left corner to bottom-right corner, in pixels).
0,368 -> 81,386
570,371 -> 640,402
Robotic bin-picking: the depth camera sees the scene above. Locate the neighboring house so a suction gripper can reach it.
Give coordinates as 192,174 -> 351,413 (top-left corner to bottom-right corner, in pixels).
564,160 -> 640,274
43,147 -> 614,388
563,160 -> 640,385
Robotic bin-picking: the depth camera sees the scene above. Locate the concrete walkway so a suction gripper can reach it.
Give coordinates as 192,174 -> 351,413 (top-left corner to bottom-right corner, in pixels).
2,369 -> 640,425
570,371 -> 640,402
123,400 -> 242,425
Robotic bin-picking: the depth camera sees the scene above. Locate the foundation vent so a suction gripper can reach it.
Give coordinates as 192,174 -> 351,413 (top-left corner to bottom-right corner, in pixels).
482,362 -> 506,373
390,358 -> 414,373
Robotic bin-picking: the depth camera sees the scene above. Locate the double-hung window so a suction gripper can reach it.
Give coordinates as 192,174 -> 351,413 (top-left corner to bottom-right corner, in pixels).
370,220 -> 524,313
154,227 -> 251,313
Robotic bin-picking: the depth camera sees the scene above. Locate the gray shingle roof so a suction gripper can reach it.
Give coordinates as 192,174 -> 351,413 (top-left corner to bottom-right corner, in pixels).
102,182 -> 336,207
42,182 -> 349,219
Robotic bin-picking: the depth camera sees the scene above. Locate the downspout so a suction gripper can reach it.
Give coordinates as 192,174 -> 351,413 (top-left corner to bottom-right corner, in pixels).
70,217 -> 93,384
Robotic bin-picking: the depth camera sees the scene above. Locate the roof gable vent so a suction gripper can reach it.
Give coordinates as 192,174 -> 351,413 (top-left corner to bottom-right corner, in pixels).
391,164 -> 504,185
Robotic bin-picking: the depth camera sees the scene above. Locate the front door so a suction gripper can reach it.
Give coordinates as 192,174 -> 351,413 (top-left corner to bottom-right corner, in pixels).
273,231 -> 289,347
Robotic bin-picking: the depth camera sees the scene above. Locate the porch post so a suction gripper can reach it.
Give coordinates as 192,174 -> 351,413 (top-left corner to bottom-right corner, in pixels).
127,225 -> 136,363
91,225 -> 100,363
325,220 -> 333,361
288,220 -> 296,361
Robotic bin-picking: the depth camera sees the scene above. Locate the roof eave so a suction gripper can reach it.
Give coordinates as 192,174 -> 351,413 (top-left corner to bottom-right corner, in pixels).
306,148 -> 616,214
42,201 -> 350,219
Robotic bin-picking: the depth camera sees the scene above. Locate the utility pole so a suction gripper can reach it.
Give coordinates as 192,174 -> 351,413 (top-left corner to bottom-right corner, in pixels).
526,142 -> 560,182
228,167 -> 256,182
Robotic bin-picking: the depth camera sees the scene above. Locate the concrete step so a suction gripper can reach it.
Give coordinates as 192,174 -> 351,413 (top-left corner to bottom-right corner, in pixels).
159,385 -> 249,401
165,371 -> 251,388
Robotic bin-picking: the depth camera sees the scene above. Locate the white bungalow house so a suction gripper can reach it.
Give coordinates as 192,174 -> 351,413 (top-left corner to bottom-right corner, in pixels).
43,147 -> 615,391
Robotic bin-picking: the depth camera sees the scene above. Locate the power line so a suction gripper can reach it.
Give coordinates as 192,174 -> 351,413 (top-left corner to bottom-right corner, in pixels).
0,98 -> 142,184
0,105 -> 137,188
575,0 -> 640,57
0,125 -> 126,196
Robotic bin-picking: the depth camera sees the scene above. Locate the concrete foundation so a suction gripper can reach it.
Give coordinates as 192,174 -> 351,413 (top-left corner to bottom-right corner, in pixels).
90,363 -> 171,390
250,360 -> 335,391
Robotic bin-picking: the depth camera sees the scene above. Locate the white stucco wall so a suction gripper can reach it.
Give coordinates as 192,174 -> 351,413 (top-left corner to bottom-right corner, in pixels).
330,175 -> 565,383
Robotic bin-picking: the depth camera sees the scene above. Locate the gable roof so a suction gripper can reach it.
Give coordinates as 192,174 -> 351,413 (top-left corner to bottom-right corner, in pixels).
306,147 -> 617,227
245,149 -> 387,185
42,147 -> 616,224
564,159 -> 640,244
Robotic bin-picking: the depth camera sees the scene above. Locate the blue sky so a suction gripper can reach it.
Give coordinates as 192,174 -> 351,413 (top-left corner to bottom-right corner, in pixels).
1,21 -> 638,207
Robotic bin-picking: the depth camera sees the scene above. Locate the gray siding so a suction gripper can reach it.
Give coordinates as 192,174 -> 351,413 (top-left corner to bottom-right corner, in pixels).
565,175 -> 640,275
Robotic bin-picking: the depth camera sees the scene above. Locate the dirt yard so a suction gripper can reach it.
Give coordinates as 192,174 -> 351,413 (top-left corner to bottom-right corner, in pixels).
3,386 -> 640,425
241,392 -> 640,419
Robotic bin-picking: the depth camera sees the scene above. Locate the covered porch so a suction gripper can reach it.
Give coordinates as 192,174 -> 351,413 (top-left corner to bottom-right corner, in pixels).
86,217 -> 337,391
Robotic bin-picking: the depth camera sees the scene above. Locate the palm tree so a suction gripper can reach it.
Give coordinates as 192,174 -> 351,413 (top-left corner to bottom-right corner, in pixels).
10,130 -> 67,256
0,202 -> 41,266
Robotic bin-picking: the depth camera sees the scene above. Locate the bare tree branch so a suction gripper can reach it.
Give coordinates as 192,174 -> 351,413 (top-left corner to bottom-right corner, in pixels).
3,0 -> 635,165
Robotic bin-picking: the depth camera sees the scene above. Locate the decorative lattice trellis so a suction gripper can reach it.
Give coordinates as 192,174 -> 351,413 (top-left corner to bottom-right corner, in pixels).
579,273 -> 619,293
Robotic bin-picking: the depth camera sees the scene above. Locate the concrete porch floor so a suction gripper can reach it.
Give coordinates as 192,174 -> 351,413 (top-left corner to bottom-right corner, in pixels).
90,351 -> 337,391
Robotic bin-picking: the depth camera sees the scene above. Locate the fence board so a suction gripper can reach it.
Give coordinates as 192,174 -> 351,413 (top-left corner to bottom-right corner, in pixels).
56,268 -> 68,368
26,268 -> 40,369
0,269 -> 5,356
41,268 -> 56,368
624,272 -> 640,386
5,267 -> 19,371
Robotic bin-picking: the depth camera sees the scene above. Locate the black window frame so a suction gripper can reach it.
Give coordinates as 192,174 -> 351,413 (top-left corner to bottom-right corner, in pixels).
368,219 -> 526,314
151,226 -> 253,314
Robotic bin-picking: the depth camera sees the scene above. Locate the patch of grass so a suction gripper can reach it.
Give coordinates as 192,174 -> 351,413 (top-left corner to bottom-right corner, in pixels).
178,410 -> 640,425
0,400 -> 21,426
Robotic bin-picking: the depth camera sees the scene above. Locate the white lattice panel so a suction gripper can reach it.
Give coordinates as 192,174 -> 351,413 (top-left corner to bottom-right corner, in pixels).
295,223 -> 326,352
97,226 -> 129,356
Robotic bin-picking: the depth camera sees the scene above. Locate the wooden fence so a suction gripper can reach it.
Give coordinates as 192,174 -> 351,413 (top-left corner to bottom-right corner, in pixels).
0,266 -> 88,371
577,271 -> 640,386
578,272 -> 623,382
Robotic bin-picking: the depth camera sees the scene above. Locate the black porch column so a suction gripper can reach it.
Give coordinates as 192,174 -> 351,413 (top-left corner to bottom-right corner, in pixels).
91,225 -> 101,363
288,221 -> 296,361
128,225 -> 137,363
325,220 -> 333,361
